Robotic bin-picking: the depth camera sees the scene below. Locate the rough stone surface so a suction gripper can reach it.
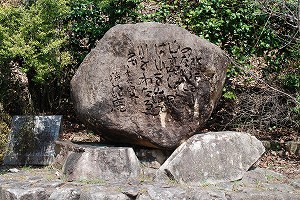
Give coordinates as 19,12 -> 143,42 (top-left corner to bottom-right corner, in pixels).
137,185 -> 186,200
0,186 -> 47,200
156,131 -> 265,185
53,141 -> 85,169
61,142 -> 141,182
4,115 -> 62,166
71,22 -> 229,149
0,167 -> 299,200
184,190 -> 227,200
292,179 -> 300,189
79,187 -> 130,200
240,168 -> 287,186
49,188 -> 81,200
227,191 -> 300,200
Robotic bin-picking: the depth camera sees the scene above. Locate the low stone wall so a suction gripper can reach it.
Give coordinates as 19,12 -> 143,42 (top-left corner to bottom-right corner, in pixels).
1,132 -> 299,200
0,167 -> 299,200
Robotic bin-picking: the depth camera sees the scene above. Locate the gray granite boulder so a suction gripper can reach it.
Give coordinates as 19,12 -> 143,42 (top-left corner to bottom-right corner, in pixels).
0,187 -> 47,200
61,142 -> 141,182
156,131 -> 265,185
71,22 -> 229,149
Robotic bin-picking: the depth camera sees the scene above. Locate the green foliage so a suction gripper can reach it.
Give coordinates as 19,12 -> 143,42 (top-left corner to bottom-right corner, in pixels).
68,0 -> 140,63
144,0 -> 278,100
0,110 -> 11,163
292,96 -> 300,115
0,0 -> 141,114
146,0 -> 299,100
145,0 -> 279,58
0,0 -> 73,113
281,74 -> 300,91
0,122 -> 9,162
0,0 -> 72,84
223,89 -> 237,100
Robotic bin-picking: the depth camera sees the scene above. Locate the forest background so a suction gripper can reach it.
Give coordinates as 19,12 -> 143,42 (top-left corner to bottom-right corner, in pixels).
0,0 -> 299,162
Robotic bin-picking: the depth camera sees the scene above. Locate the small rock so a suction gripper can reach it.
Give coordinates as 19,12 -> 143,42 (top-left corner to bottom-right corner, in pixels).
49,188 -> 81,200
8,168 -> 19,173
55,171 -> 60,176
286,141 -> 300,157
261,140 -> 271,150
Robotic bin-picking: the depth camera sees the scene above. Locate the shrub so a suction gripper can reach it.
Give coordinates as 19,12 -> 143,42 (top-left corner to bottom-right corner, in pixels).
0,0 -> 141,114
144,0 -> 279,57
0,0 -> 73,113
0,109 -> 11,163
145,0 -> 299,87
68,0 -> 140,64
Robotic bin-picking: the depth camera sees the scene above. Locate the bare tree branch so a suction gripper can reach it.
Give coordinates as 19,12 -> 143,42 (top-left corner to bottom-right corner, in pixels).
225,53 -> 300,106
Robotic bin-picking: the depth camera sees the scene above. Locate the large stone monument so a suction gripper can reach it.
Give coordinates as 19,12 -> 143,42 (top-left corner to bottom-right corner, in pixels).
3,115 -> 62,165
71,22 -> 229,149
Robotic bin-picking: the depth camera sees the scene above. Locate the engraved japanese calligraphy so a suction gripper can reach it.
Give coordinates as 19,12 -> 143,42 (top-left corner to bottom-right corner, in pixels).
71,22 -> 229,149
108,41 -> 206,117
